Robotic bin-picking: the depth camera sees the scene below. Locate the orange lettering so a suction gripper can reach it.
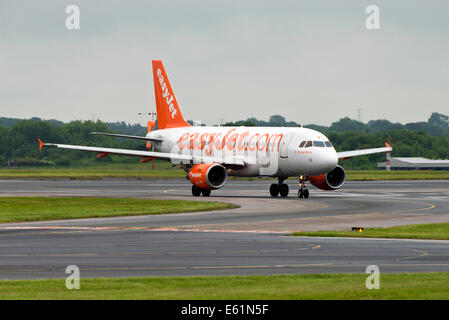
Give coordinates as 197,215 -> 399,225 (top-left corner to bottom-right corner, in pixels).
177,132 -> 190,150
267,133 -> 284,152
206,133 -> 219,155
237,131 -> 250,151
257,133 -> 269,151
214,132 -> 225,151
199,133 -> 209,150
248,133 -> 259,151
227,132 -> 239,151
187,133 -> 198,150
216,129 -> 236,151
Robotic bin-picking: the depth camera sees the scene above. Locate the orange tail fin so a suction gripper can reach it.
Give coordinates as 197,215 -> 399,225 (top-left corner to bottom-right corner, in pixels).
152,60 -> 190,129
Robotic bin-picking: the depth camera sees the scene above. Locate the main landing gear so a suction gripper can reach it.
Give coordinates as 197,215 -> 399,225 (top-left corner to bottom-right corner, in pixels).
270,178 -> 289,198
192,185 -> 211,197
269,176 -> 310,199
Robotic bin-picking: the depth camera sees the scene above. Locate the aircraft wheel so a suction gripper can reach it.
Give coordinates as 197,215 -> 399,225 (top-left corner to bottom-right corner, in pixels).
192,185 -> 201,196
279,184 -> 289,197
270,184 -> 280,197
201,189 -> 211,197
303,189 -> 309,199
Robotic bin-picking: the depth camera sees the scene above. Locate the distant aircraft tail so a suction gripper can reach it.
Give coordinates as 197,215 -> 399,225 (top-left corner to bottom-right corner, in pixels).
152,60 -> 190,129
146,120 -> 156,149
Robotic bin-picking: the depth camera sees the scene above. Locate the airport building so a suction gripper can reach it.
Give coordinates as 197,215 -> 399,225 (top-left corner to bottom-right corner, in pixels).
377,157 -> 449,171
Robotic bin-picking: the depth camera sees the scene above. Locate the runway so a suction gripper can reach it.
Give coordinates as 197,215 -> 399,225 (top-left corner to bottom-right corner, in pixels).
0,178 -> 449,279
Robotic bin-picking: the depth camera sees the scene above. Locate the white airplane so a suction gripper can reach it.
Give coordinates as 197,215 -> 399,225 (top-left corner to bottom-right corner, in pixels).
38,60 -> 392,198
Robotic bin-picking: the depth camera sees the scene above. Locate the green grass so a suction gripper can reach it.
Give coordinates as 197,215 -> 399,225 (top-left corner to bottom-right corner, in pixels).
345,170 -> 449,181
0,162 -> 185,179
1,163 -> 448,180
292,222 -> 449,240
0,197 -> 237,223
1,273 -> 449,299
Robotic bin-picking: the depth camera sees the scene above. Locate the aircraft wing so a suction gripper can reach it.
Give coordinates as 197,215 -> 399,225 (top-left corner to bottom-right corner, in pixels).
337,143 -> 392,160
37,139 -> 245,166
90,132 -> 162,142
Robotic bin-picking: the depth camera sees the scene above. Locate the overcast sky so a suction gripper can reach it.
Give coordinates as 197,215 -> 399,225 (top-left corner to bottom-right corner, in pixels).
1,0 -> 448,127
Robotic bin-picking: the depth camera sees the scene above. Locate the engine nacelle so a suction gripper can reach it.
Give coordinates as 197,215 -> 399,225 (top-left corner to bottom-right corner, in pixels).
188,163 -> 228,190
309,165 -> 346,190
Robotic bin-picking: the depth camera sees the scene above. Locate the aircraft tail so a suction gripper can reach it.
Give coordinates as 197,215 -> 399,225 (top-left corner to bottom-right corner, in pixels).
152,60 -> 190,129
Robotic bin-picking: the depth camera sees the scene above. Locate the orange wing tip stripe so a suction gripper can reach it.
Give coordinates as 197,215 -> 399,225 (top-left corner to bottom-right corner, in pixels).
385,142 -> 391,148
37,138 -> 45,151
141,156 -> 154,163
96,152 -> 110,159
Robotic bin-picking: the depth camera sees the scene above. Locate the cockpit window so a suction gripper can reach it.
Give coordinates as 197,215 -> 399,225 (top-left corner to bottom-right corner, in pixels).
304,141 -> 313,148
299,141 -> 306,148
313,141 -> 325,147
325,141 -> 333,147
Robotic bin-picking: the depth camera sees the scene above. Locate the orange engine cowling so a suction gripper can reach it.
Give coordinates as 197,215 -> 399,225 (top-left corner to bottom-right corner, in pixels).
188,163 -> 228,190
309,165 -> 346,190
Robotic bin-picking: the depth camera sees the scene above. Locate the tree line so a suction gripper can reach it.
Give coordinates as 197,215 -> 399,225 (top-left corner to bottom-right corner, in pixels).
0,120 -> 144,166
224,112 -> 449,139
224,112 -> 449,169
0,113 -> 448,169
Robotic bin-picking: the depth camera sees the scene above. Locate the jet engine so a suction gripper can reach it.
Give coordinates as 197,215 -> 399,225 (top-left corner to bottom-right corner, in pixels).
309,165 -> 346,190
188,163 -> 228,190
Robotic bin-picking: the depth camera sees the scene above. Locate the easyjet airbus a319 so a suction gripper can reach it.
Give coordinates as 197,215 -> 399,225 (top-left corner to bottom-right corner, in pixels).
38,60 -> 392,198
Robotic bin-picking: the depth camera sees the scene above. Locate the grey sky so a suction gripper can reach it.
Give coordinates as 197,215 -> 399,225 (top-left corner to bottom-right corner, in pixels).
1,0 -> 448,127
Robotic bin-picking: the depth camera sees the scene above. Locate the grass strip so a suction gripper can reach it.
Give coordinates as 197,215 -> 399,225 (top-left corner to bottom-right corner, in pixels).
1,273 -> 449,299
1,165 -> 448,180
0,197 -> 237,223
292,222 -> 449,240
345,170 -> 449,181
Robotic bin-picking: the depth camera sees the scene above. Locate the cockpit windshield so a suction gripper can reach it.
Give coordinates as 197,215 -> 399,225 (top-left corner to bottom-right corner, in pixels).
299,140 -> 333,148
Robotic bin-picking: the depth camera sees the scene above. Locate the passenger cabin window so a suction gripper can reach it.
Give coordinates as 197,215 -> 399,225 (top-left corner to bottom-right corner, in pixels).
304,141 -> 313,148
325,141 -> 333,148
299,141 -> 306,148
313,141 -> 325,147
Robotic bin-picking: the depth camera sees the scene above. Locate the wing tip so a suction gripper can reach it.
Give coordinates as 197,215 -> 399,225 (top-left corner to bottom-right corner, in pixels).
37,138 -> 45,151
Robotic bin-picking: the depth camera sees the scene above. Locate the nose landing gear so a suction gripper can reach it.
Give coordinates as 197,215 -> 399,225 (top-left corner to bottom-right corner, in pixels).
297,175 -> 309,199
298,187 -> 309,198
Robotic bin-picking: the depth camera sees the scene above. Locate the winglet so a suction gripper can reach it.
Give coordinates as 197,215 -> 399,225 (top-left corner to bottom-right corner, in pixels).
385,142 -> 392,149
37,138 -> 45,151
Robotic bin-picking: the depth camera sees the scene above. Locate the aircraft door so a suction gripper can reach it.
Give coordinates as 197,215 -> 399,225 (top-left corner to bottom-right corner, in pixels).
280,133 -> 293,158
